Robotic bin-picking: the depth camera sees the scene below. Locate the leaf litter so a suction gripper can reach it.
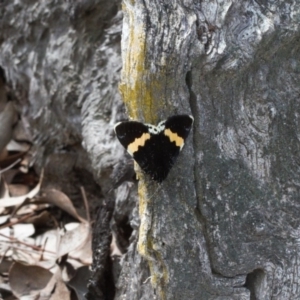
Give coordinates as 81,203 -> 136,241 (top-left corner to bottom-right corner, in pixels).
0,119 -> 93,299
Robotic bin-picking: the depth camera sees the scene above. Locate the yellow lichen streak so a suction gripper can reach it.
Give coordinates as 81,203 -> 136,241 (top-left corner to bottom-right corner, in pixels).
127,133 -> 150,155
119,2 -> 164,121
119,2 -> 150,119
164,128 -> 184,149
120,2 -> 169,299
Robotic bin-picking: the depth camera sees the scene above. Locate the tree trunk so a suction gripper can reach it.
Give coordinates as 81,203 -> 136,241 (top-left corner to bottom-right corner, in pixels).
1,0 -> 300,299
116,1 -> 300,299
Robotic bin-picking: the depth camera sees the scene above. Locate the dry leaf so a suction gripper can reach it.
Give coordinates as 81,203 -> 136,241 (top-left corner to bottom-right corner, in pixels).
1,168 -> 19,185
0,102 -> 16,154
44,268 -> 71,300
39,272 -> 57,299
38,267 -> 71,300
111,232 -> 123,258
69,230 -> 92,265
57,223 -> 90,258
6,140 -> 31,153
8,184 -> 30,197
10,243 -> 47,266
0,214 -> 9,225
12,117 -> 33,144
19,154 -> 31,173
9,262 -> 53,299
36,260 -> 57,271
34,229 -> 59,261
25,210 -> 52,227
0,170 -> 43,208
14,203 -> 39,216
49,276 -> 70,300
0,147 -> 8,161
0,152 -> 24,170
0,223 -> 35,240
0,283 -> 13,300
41,189 -> 86,223
0,176 -> 6,214
0,174 -> 9,198
0,69 -> 7,111
67,266 -> 90,300
0,258 -> 13,274
0,228 -> 57,265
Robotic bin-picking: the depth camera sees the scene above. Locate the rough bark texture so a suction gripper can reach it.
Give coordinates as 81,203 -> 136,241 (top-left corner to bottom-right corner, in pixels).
0,0 -> 123,188
0,1 -> 127,299
119,0 -> 300,300
1,0 -> 300,300
86,200 -> 115,300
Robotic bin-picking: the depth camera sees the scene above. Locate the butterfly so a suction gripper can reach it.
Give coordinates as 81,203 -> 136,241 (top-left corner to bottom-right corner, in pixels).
114,115 -> 194,183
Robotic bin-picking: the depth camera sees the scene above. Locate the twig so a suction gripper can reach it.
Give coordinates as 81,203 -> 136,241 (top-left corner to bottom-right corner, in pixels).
0,232 -> 90,264
0,211 -> 36,230
80,186 -> 90,223
0,232 -> 57,255
0,158 -> 22,174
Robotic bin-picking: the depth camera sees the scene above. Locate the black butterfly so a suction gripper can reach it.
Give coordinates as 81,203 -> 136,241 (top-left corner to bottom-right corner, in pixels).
114,115 -> 194,182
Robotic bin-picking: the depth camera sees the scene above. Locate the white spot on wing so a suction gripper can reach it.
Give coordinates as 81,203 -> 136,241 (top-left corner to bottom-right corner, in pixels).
157,120 -> 166,132
188,115 -> 194,123
114,122 -> 122,133
145,120 -> 166,135
145,125 -> 155,134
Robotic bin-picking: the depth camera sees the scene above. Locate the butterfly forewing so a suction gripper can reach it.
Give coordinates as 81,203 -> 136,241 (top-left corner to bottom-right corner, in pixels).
114,121 -> 149,153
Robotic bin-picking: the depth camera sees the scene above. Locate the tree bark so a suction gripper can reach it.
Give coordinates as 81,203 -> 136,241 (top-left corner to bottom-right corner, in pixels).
117,1 -> 300,299
1,0 -> 300,299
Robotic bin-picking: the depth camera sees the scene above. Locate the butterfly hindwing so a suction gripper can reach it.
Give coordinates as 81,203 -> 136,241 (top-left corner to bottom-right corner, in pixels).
114,115 -> 194,182
132,133 -> 179,182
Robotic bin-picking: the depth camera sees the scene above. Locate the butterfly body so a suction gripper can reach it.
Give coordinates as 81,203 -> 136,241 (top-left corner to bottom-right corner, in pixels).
114,115 -> 194,182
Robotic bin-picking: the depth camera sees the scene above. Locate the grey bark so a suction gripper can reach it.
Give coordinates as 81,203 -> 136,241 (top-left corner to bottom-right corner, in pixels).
0,0 -> 299,300
118,1 -> 300,300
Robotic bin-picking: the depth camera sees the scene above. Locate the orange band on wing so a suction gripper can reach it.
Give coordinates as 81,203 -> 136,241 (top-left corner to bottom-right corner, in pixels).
164,129 -> 184,149
127,133 -> 151,155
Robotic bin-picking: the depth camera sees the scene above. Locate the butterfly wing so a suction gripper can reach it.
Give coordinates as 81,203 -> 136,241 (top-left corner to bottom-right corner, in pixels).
131,133 -> 178,182
164,115 -> 194,143
114,115 -> 194,182
114,121 -> 150,156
